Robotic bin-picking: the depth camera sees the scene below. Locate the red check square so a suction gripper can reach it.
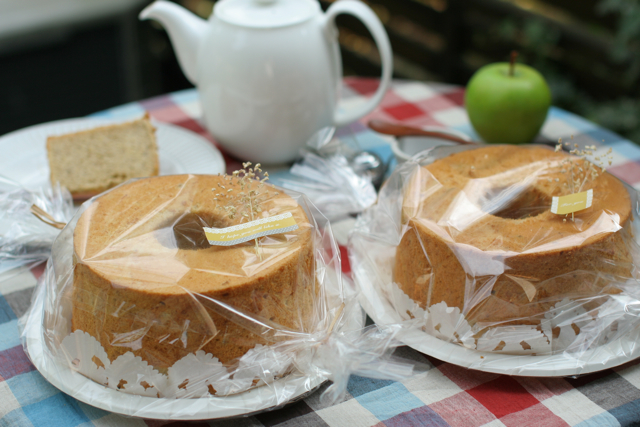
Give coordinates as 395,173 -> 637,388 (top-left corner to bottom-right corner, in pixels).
442,89 -> 466,107
467,376 -> 539,418
501,402 -> 569,427
415,96 -> 458,114
378,91 -> 408,108
344,77 -> 383,96
430,391 -> 496,427
0,346 -> 36,381
438,363 -> 499,390
383,103 -> 426,121
608,161 -> 640,186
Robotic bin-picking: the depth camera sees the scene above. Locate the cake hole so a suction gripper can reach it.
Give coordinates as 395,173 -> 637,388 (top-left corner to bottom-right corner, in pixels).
492,187 -> 551,220
178,379 -> 189,390
169,211 -> 228,250
117,379 -> 127,389
140,381 -> 153,390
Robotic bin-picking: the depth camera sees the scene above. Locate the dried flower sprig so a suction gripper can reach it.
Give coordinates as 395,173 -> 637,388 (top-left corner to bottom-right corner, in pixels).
212,162 -> 274,260
553,137 -> 613,222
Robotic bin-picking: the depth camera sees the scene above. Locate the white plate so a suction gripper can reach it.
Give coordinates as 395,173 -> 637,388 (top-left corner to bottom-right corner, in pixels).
357,282 -> 640,377
24,270 -> 362,420
24,308 -> 324,420
0,117 -> 226,190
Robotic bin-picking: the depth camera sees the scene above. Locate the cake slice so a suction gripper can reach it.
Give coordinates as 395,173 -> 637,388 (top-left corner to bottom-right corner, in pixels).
47,114 -> 159,199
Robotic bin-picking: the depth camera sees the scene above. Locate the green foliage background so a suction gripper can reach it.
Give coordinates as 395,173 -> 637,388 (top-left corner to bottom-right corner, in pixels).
497,0 -> 640,144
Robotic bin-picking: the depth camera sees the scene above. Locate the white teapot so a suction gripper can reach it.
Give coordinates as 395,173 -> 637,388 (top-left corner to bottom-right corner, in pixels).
140,0 -> 392,163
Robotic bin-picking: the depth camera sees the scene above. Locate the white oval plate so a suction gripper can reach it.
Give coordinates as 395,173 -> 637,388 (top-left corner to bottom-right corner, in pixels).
354,264 -> 640,377
25,319 -> 324,420
0,117 -> 226,190
23,286 -> 328,421
24,268 -> 362,420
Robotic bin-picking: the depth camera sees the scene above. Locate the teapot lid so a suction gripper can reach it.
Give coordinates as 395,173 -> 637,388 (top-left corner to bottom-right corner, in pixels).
214,0 -> 320,29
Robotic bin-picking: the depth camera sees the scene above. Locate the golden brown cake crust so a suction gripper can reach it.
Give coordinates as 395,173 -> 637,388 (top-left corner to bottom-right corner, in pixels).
394,145 -> 633,327
72,174 -> 315,369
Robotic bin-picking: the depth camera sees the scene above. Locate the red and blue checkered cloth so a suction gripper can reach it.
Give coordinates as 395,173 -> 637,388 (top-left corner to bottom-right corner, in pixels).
2,78 -> 640,426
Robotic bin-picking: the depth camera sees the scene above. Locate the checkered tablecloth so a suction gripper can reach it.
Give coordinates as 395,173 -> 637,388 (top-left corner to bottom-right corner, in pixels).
3,78 -> 640,427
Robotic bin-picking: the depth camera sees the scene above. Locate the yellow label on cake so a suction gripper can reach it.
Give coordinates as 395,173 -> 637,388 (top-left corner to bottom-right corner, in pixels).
551,189 -> 593,215
203,212 -> 298,246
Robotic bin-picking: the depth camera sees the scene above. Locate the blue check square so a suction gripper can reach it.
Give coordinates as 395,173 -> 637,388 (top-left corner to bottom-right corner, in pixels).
352,380 -> 425,421
7,370 -> 59,407
0,295 -> 16,323
22,393 -> 89,427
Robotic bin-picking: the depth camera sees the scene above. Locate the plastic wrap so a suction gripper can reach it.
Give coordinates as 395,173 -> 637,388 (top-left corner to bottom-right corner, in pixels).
351,144 -> 640,375
0,176 -> 73,274
277,151 -> 377,221
19,172 -> 416,419
275,126 -> 379,222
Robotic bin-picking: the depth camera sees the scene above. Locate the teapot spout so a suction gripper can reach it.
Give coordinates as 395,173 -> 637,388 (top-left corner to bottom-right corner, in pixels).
140,1 -> 207,85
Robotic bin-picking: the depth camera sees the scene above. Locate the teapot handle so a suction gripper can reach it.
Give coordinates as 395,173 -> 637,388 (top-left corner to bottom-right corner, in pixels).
324,1 -> 393,128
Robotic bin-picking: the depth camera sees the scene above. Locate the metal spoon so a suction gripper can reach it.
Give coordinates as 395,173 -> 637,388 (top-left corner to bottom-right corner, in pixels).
350,150 -> 386,189
306,126 -> 388,188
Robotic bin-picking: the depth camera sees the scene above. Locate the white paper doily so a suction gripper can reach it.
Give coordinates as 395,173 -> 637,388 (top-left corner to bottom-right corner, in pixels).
23,258 -> 365,420
356,277 -> 640,377
23,296 -> 327,420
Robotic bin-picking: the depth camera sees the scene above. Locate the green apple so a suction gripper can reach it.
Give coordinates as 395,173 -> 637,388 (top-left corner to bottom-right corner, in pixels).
465,60 -> 551,144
